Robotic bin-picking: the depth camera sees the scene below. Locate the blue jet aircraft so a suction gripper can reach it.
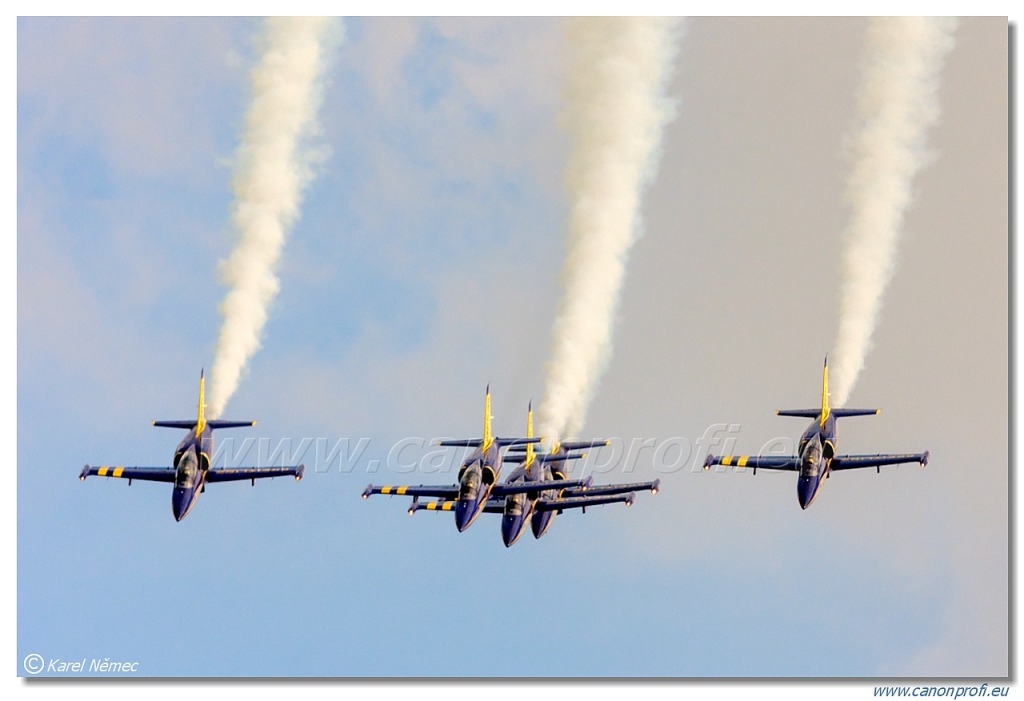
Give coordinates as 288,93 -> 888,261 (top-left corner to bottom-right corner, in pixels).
80,371 -> 305,521
504,409 -> 660,543
362,386 -> 588,532
703,357 -> 928,509
409,403 -> 659,546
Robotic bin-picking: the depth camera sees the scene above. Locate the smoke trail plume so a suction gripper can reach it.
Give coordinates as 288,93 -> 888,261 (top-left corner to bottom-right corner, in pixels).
207,17 -> 340,418
830,17 -> 957,406
537,17 -> 683,443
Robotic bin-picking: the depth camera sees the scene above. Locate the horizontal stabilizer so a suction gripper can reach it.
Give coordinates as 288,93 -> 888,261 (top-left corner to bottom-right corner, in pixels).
497,437 -> 542,448
436,437 -> 541,448
207,420 -> 257,429
510,439 -> 607,454
559,439 -> 610,451
831,408 -> 880,418
437,439 -> 483,448
536,451 -> 587,463
776,408 -> 878,419
153,419 -> 256,430
152,420 -> 197,430
775,409 -> 821,419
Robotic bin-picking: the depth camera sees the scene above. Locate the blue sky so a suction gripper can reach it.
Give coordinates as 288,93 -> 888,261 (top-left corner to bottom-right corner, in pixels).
14,15 -> 1010,686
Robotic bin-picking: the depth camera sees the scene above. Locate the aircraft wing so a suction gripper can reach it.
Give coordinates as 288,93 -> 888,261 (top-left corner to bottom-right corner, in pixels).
362,484 -> 460,500
831,451 -> 929,471
535,493 -> 635,512
410,499 -> 504,514
491,476 -> 591,497
79,465 -> 177,483
205,465 -> 305,483
703,454 -> 801,471
561,479 -> 660,498
410,499 -> 456,513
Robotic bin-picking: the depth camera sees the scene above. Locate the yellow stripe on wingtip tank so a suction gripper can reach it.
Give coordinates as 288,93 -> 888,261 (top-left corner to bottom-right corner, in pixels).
737,456 -> 749,468
396,486 -> 408,495
113,467 -> 124,478
721,456 -> 733,466
380,486 -> 394,495
97,467 -> 109,476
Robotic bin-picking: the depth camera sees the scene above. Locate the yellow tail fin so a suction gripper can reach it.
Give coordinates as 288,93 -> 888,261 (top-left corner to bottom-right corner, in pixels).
482,384 -> 493,450
820,357 -> 830,426
197,370 -> 207,435
526,402 -> 535,465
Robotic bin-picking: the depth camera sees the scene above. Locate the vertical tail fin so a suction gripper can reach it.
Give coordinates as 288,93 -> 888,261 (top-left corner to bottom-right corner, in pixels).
778,356 -> 877,421
820,356 -> 830,426
482,384 -> 493,450
526,401 -> 535,465
197,369 -> 207,435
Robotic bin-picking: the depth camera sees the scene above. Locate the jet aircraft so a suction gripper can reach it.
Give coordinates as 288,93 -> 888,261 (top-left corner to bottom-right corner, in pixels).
80,371 -> 305,521
504,412 -> 660,542
703,357 -> 928,509
361,387 -> 589,533
409,404 -> 660,546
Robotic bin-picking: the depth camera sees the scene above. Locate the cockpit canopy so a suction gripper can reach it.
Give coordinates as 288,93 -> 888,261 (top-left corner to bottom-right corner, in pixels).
800,436 -> 822,477
459,463 -> 481,501
505,492 -> 525,516
175,449 -> 198,488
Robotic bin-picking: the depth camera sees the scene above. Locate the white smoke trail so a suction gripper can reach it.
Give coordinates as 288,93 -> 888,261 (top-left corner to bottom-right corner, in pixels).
537,17 -> 683,443
207,17 -> 340,418
830,17 -> 957,406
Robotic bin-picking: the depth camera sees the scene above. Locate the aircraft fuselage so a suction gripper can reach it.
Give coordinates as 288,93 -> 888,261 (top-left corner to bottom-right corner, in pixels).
530,457 -> 570,539
795,414 -> 837,510
454,443 -> 503,532
500,463 -> 537,547
170,426 -> 214,521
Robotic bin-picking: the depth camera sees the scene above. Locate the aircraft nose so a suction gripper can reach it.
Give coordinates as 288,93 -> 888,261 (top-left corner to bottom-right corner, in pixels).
531,512 -> 551,539
797,477 -> 815,510
455,502 -> 474,532
171,488 -> 190,521
501,517 -> 521,548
